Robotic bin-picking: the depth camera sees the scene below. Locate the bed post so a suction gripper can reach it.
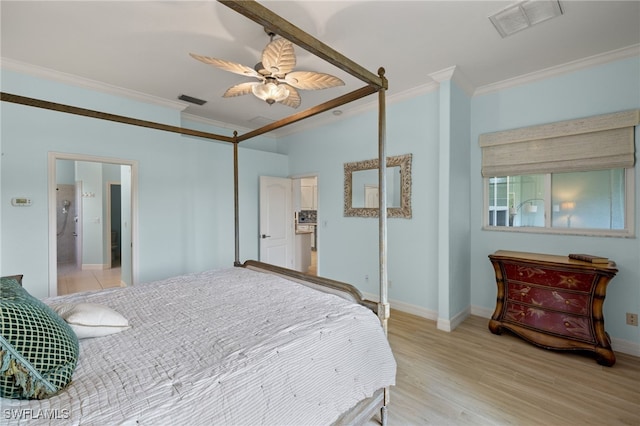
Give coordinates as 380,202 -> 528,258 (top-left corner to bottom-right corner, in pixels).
377,67 -> 389,335
377,67 -> 390,426
233,131 -> 241,267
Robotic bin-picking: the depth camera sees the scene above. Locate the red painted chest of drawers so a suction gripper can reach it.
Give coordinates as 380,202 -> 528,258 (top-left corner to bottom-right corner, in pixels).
488,250 -> 618,366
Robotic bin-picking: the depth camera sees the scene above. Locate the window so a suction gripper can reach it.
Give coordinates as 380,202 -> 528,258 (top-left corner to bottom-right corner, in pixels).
480,110 -> 638,237
486,169 -> 632,235
488,175 -> 544,227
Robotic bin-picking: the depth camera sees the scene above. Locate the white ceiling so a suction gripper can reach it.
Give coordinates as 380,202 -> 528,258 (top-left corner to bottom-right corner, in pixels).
1,1 -> 639,136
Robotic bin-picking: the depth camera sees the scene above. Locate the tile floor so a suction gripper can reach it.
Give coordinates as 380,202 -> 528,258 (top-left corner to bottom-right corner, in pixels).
57,263 -> 124,295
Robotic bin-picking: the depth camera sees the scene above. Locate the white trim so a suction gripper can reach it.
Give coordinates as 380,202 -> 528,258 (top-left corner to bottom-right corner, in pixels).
429,66 -> 457,83
611,337 -> 640,358
470,304 -> 495,319
474,44 -> 640,96
472,305 -> 640,357
362,291 -> 437,321
428,66 -> 475,97
257,80 -> 441,138
5,45 -> 637,140
4,45 -> 638,138
1,57 -> 189,112
437,306 -> 471,332
81,264 -> 107,270
362,297 -> 640,357
48,152 -> 139,297
281,45 -> 640,137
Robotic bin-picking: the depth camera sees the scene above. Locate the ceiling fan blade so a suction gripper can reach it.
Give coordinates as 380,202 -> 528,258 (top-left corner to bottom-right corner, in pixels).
261,38 -> 296,77
223,82 -> 259,98
189,53 -> 261,78
283,71 -> 345,90
279,86 -> 301,108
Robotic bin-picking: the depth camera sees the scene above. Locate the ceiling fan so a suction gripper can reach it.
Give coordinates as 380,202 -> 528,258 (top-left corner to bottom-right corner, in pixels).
190,31 -> 345,108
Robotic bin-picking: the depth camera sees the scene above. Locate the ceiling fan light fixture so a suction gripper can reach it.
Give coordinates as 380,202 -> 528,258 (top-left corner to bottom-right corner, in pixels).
191,29 -> 342,109
251,78 -> 290,105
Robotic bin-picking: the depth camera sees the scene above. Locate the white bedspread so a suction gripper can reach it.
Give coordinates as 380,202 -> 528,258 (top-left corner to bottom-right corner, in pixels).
3,267 -> 396,425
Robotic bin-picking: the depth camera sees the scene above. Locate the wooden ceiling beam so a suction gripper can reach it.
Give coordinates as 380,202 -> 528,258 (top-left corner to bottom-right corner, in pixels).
0,92 -> 236,144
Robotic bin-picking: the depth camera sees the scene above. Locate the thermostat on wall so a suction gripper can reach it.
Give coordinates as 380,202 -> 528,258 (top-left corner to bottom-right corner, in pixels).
11,197 -> 32,207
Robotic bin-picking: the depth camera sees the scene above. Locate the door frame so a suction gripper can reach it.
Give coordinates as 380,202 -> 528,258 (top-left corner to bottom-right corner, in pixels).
291,173 -> 319,274
48,152 -> 139,297
74,180 -> 83,270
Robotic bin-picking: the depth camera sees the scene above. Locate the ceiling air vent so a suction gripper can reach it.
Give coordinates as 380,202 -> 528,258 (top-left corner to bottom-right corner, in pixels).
178,94 -> 207,105
489,0 -> 563,38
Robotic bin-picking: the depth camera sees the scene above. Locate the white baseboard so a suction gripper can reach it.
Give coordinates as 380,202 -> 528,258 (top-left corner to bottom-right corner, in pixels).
610,337 -> 640,357
362,291 -> 437,321
470,305 -> 495,319
471,305 -> 640,358
362,295 -> 640,358
82,264 -> 107,270
437,306 -> 471,332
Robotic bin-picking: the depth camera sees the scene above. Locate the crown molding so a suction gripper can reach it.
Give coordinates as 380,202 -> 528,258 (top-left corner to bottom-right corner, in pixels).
274,80 -> 442,138
428,66 -> 475,97
474,44 -> 640,96
3,43 -> 637,138
429,66 -> 457,83
0,57 -> 189,111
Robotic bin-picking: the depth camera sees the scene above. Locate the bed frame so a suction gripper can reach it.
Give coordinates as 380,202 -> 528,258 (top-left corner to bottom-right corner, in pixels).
1,1 -> 392,423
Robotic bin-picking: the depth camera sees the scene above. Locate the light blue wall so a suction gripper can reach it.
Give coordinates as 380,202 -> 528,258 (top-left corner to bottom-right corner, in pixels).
1,55 -> 638,348
447,81 -> 472,321
1,70 -> 287,298
470,57 -> 640,344
281,92 -> 441,313
282,56 -> 639,347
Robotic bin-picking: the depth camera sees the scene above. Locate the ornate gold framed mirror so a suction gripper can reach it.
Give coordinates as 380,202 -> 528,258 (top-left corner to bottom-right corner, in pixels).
344,154 -> 412,218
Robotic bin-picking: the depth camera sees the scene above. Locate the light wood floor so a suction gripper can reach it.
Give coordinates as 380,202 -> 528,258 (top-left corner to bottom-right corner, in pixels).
57,263 -> 124,295
308,249 -> 318,276
381,310 -> 640,425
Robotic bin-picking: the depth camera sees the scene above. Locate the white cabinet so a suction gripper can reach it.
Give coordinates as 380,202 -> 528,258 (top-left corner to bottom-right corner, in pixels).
300,178 -> 317,210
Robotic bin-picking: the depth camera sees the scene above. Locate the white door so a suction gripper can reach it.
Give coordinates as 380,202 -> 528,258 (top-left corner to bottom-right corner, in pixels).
259,176 -> 293,269
365,184 -> 379,208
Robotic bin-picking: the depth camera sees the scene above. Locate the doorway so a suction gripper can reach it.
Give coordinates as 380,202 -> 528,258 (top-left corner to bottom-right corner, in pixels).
258,175 -> 319,275
293,175 -> 318,276
49,153 -> 137,297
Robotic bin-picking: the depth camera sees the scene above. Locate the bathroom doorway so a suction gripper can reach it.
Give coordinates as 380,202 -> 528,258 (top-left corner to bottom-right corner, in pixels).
49,153 -> 137,297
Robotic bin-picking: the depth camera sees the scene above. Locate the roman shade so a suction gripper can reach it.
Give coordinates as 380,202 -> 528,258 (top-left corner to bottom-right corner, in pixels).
479,110 -> 639,177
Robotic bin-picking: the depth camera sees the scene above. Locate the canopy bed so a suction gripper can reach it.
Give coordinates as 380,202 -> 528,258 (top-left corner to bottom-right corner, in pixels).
1,1 -> 394,424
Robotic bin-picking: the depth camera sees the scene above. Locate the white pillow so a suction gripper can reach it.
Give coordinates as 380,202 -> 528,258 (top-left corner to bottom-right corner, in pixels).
53,303 -> 130,339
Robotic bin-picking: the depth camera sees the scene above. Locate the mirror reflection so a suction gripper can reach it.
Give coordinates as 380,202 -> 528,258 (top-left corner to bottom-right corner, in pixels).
344,154 -> 412,218
351,167 -> 402,208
